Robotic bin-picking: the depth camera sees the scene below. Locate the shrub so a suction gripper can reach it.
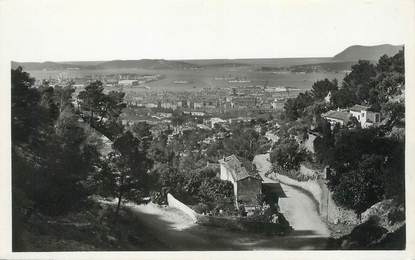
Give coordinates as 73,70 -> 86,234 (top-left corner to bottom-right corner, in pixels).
150,191 -> 165,205
193,203 -> 210,214
198,177 -> 234,203
270,137 -> 308,171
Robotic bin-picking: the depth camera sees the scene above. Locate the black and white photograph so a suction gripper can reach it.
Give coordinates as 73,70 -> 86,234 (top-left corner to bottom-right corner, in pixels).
1,0 -> 414,258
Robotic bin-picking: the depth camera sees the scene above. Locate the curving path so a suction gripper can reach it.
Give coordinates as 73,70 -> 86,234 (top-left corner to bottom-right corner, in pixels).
253,154 -> 330,237
100,153 -> 330,250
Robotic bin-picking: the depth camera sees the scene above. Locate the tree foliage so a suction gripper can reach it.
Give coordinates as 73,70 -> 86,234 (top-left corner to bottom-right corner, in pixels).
283,91 -> 314,121
12,67 -> 100,217
311,78 -> 338,100
77,81 -> 126,139
343,60 -> 377,104
280,50 -> 405,215
331,87 -> 357,108
322,128 -> 405,214
330,51 -> 404,110
98,130 -> 153,216
331,154 -> 387,215
11,67 -> 44,143
132,121 -> 153,150
197,177 -> 234,203
270,137 -> 308,170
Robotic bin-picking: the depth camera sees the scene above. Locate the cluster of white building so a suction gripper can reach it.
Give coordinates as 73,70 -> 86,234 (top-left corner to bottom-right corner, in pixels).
322,104 -> 381,129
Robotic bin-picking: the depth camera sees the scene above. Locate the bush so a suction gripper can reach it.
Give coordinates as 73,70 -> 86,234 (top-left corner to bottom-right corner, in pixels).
150,191 -> 165,205
272,165 -> 316,182
270,137 -> 307,170
193,203 -> 210,214
198,177 -> 234,203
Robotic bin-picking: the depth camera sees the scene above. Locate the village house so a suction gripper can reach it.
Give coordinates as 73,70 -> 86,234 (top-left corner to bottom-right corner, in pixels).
193,101 -> 204,109
218,155 -> 264,209
160,102 -> 177,110
144,102 -> 158,108
230,96 -> 257,109
322,105 -> 381,129
218,154 -> 286,214
190,111 -> 206,117
196,124 -> 211,130
118,79 -> 139,87
210,117 -> 227,128
321,109 -> 351,128
349,104 -> 381,128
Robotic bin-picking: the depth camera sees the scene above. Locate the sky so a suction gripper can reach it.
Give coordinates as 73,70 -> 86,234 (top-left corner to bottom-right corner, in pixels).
0,0 -> 413,62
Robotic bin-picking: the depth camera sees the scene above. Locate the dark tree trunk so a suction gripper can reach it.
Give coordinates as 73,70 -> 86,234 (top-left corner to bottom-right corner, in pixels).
115,191 -> 122,217
90,109 -> 94,126
114,174 -> 125,224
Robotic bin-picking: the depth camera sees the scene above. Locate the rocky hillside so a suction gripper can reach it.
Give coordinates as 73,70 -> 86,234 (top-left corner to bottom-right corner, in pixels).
327,199 -> 405,250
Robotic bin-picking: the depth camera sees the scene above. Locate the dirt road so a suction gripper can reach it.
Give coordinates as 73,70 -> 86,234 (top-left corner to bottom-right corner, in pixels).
125,201 -> 329,250
119,155 -> 330,250
253,154 -> 330,237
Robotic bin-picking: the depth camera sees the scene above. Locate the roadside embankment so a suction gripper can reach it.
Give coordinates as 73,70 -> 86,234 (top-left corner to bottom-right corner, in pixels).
257,153 -> 405,244
254,153 -> 359,238
14,198 -> 167,251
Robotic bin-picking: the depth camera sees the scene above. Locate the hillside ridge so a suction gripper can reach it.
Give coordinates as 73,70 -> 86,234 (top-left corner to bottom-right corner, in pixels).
333,44 -> 403,61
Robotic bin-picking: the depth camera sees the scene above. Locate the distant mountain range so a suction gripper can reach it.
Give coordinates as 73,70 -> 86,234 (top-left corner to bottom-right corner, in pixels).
277,44 -> 403,73
12,44 -> 404,71
11,59 -> 200,71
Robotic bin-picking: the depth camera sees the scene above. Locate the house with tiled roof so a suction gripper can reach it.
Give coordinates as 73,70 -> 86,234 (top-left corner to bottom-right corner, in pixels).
322,105 -> 381,129
349,104 -> 381,128
218,155 -> 263,208
322,109 -> 351,127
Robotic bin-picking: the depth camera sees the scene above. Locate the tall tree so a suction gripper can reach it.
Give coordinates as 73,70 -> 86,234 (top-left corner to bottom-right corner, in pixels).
283,91 -> 314,121
311,78 -> 338,100
12,67 -> 100,216
132,121 -> 153,150
77,81 -> 105,126
331,87 -> 357,108
77,81 -> 126,139
105,131 -> 152,218
54,85 -> 75,113
33,106 -> 100,215
223,124 -> 261,161
342,60 -> 377,103
11,67 -> 44,143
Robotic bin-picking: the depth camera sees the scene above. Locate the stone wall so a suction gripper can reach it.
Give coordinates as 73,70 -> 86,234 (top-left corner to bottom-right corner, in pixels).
197,215 -> 291,234
317,179 -> 359,224
167,193 -> 198,222
270,172 -> 359,225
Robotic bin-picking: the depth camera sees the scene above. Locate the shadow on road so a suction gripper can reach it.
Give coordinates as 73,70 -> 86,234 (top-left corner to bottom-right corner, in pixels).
126,204 -> 329,250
